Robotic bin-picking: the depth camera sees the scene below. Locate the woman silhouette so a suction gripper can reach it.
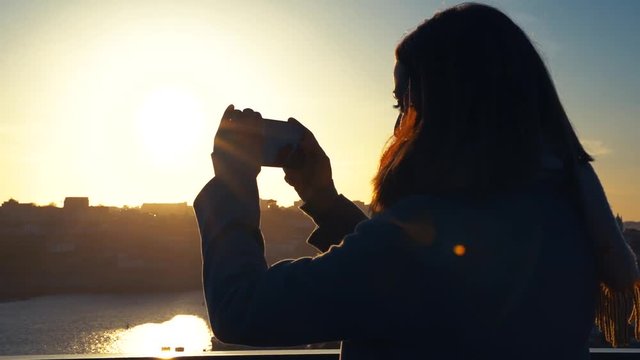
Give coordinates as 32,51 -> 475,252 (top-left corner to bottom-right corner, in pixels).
194,3 -> 639,359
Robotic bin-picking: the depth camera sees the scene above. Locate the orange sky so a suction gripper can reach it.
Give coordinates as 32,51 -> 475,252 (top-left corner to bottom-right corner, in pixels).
1,1 -> 638,219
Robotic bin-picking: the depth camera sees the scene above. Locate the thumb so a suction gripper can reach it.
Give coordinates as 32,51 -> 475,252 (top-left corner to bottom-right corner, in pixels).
287,117 -> 312,137
288,117 -> 321,152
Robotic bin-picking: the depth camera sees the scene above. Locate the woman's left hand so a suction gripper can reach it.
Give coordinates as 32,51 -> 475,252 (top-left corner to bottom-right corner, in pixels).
212,104 -> 263,181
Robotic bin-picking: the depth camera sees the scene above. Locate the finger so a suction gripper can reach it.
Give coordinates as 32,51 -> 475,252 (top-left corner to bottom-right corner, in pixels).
221,109 -> 243,131
287,117 -> 302,126
287,117 -> 321,150
284,173 -> 293,186
283,161 -> 299,178
283,171 -> 303,186
230,109 -> 243,120
221,104 -> 235,122
287,117 -> 311,135
298,131 -> 323,155
239,108 -> 263,135
219,105 -> 235,131
242,108 -> 261,121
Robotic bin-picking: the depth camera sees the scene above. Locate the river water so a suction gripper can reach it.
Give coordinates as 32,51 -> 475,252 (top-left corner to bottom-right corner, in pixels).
0,291 -> 213,356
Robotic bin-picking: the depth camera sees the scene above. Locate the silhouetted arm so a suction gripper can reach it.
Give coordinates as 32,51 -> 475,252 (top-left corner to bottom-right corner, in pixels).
299,187 -> 369,252
194,179 -> 413,346
280,118 -> 369,249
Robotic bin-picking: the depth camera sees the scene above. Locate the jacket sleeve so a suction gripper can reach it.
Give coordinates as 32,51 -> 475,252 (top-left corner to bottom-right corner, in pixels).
300,193 -> 369,252
194,178 -> 409,347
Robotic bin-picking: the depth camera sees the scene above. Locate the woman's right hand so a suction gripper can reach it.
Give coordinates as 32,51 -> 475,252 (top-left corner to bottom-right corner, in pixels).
283,118 -> 337,207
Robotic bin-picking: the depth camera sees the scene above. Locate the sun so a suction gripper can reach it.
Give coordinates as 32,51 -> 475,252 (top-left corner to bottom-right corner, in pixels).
135,87 -> 205,165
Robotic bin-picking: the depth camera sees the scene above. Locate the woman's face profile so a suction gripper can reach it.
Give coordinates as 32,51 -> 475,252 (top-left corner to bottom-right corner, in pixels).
393,61 -> 410,134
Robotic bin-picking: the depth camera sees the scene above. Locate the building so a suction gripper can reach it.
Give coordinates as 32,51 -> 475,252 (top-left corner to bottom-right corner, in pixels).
260,199 -> 278,211
64,197 -> 89,211
141,202 -> 190,216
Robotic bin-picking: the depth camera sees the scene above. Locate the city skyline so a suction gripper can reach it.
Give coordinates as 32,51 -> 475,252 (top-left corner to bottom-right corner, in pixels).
1,0 -> 639,218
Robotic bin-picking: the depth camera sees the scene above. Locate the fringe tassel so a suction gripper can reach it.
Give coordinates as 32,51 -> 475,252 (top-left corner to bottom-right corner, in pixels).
594,282 -> 640,347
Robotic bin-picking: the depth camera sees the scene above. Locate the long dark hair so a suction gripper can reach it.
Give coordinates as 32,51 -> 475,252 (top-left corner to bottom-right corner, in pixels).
371,3 -> 592,213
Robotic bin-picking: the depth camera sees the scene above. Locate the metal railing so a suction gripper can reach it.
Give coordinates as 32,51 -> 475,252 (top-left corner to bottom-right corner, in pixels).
4,349 -> 640,360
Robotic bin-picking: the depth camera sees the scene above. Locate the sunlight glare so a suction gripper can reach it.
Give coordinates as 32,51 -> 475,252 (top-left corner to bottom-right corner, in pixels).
110,314 -> 212,355
135,87 -> 205,165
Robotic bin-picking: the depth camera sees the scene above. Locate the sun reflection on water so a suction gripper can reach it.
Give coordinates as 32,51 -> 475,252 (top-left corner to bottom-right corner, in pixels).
108,314 -> 213,356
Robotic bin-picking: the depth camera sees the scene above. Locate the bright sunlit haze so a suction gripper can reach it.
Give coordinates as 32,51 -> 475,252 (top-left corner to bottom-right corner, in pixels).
1,0 -> 638,219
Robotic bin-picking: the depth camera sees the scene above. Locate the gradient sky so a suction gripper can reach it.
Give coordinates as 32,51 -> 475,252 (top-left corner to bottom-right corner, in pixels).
0,0 -> 638,219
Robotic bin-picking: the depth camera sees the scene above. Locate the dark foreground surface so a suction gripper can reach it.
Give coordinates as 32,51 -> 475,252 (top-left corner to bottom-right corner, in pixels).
2,349 -> 640,360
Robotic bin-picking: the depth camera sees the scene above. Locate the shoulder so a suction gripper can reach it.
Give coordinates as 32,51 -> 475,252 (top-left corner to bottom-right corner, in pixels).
347,189 -> 546,255
348,195 -> 454,252
361,193 -> 528,256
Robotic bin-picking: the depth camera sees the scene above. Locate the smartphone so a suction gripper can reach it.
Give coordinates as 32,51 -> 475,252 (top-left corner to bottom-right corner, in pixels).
262,119 -> 304,168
